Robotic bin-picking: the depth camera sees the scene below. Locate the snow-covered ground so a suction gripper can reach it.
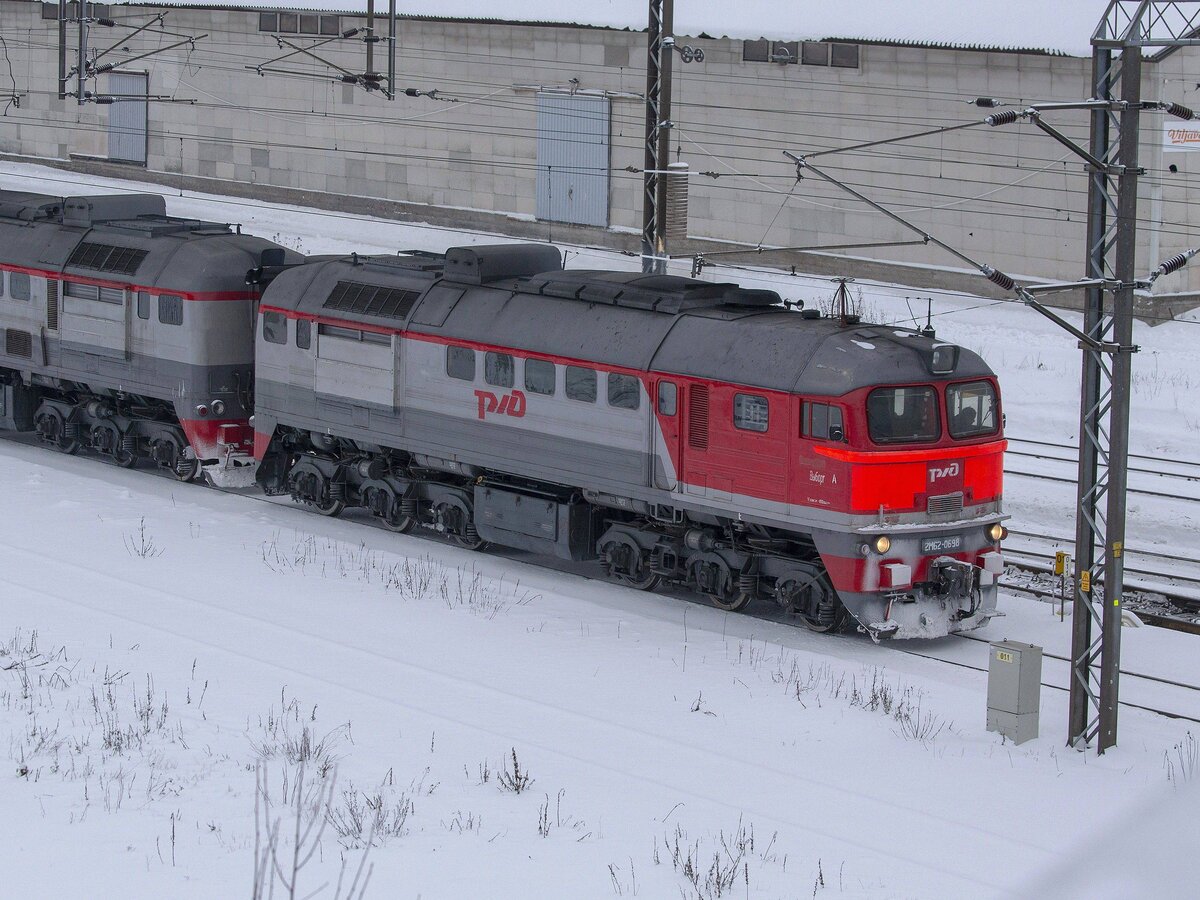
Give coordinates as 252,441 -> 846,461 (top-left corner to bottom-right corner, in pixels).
2,162 -> 1198,898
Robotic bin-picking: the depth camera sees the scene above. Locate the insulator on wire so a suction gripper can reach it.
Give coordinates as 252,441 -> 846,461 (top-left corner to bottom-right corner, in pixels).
986,109 -> 1020,127
1157,253 -> 1189,276
983,266 -> 1016,291
974,98 -> 1003,107
1165,102 -> 1195,120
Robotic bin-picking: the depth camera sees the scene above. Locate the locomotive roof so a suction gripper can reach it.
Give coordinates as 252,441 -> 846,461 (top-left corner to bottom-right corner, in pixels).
0,190 -> 297,292
264,243 -> 996,395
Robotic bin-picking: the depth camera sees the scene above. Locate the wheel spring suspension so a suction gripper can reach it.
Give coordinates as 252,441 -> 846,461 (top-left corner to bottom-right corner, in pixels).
120,435 -> 138,456
464,520 -> 480,543
737,572 -> 757,597
400,496 -> 419,519
328,481 -> 346,502
63,422 -> 80,439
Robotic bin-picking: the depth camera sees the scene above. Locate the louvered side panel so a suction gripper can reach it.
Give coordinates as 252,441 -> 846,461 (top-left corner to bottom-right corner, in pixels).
46,279 -> 59,331
688,385 -> 709,450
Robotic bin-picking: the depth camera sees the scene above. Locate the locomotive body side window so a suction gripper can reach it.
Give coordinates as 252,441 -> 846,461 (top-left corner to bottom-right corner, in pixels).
733,393 -> 769,432
262,311 -> 287,344
947,380 -> 999,438
136,291 -> 150,319
295,319 -> 311,349
607,373 -> 640,410
8,273 -> 30,301
446,345 -> 475,381
0,272 -> 5,298
158,294 -> 183,326
361,330 -> 390,346
867,386 -> 939,444
64,281 -> 100,301
803,401 -> 844,441
525,358 -> 556,395
484,351 -> 514,388
658,381 -> 677,416
565,366 -> 597,403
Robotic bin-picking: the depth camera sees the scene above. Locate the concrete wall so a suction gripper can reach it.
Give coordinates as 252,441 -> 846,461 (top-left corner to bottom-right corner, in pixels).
1,0 -> 1196,305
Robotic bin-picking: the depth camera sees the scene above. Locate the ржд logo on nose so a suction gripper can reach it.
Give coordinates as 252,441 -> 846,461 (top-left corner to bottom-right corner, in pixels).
928,462 -> 961,482
475,389 -> 526,420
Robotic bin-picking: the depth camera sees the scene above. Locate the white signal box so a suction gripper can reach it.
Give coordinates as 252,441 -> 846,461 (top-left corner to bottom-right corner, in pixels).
986,641 -> 1042,745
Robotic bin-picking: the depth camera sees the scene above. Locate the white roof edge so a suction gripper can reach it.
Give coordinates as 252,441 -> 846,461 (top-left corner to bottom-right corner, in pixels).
115,2 -> 1109,58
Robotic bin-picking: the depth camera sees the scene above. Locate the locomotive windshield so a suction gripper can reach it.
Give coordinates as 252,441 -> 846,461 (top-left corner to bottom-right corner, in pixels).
947,380 -> 999,438
867,386 -> 939,444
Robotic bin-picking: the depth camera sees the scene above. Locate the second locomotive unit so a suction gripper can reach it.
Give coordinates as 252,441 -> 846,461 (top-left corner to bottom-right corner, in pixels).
252,244 -> 1007,639
0,190 -> 296,480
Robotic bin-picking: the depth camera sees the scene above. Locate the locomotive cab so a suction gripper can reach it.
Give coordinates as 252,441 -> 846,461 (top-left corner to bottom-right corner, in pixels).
801,333 -> 1007,639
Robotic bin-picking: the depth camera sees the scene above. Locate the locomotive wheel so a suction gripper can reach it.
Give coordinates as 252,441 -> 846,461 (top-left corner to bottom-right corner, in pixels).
309,496 -> 346,517
383,513 -> 416,534
708,591 -> 752,613
436,503 -> 485,550
173,458 -> 200,482
36,410 -> 80,455
780,575 -> 846,633
600,540 -> 661,591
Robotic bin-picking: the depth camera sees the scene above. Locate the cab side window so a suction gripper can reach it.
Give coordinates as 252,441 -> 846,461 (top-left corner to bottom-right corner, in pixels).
803,401 -> 844,441
733,393 -> 768,432
262,310 -> 287,344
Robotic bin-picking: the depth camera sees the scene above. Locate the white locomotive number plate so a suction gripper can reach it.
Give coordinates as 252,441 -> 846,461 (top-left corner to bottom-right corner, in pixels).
921,534 -> 963,554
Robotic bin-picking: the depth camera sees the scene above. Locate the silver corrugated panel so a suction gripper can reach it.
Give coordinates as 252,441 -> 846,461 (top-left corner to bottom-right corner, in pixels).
535,93 -> 610,227
107,72 -> 148,164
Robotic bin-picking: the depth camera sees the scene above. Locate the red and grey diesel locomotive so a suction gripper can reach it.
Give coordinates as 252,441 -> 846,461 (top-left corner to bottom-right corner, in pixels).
0,191 -> 295,480
0,190 -> 1007,638
251,243 -> 1008,639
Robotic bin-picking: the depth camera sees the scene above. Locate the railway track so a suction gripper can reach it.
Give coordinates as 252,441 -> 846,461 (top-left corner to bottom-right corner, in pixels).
1004,435 -> 1200,502
1000,536 -> 1200,636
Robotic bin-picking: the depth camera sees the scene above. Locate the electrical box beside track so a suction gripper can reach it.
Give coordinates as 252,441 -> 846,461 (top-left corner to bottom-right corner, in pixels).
987,641 -> 1042,745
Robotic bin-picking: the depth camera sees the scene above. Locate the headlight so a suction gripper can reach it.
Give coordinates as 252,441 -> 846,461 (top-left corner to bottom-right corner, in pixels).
873,535 -> 892,555
988,523 -> 1008,541
211,399 -> 226,416
195,404 -> 209,418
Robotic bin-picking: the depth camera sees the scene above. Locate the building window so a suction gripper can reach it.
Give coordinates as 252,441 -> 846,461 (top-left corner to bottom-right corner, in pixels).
565,366 -> 596,403
607,373 -> 640,411
744,39 -> 859,69
742,39 -> 769,62
137,291 -> 150,319
803,401 -> 844,441
9,273 -> 30,301
484,352 -> 514,388
262,311 -> 287,344
658,381 -> 677,416
801,41 -> 829,66
525,358 -> 556,395
734,394 -> 769,432
259,12 -> 339,35
771,41 -> 798,64
296,319 -> 311,349
158,294 -> 183,326
831,43 -> 860,68
446,345 -> 475,381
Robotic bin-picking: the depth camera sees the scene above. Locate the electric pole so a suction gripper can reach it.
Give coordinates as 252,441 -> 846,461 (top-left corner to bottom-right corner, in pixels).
641,0 -> 674,274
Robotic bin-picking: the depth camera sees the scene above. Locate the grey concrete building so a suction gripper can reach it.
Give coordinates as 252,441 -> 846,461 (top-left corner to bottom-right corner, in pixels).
1,0 -> 1196,307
